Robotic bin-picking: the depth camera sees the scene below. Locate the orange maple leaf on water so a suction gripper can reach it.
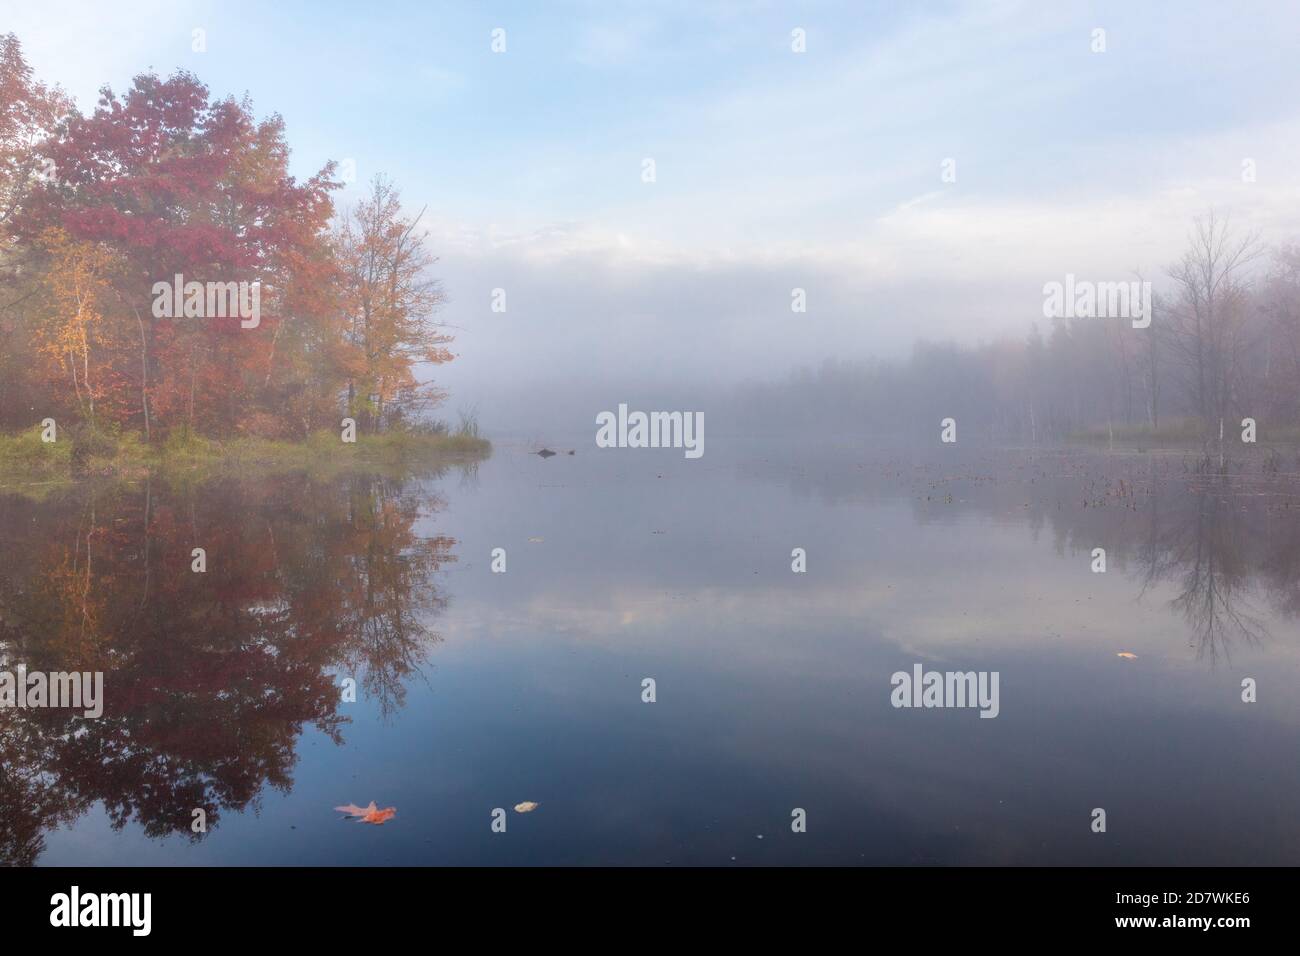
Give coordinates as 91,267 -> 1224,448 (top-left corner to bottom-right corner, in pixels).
334,801 -> 397,825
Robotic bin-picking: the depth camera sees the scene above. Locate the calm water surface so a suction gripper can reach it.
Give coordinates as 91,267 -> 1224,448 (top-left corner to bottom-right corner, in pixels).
4,437 -> 1300,865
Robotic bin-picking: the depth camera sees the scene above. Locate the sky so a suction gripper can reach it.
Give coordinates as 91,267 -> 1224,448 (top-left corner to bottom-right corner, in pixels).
7,0 -> 1300,430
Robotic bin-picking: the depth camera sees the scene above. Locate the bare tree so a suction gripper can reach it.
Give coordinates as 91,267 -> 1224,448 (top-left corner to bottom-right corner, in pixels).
1165,211 -> 1265,446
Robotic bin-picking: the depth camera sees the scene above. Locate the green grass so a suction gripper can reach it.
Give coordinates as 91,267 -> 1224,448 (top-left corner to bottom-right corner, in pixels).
0,428 -> 73,477
0,420 -> 490,488
1069,419 -> 1205,445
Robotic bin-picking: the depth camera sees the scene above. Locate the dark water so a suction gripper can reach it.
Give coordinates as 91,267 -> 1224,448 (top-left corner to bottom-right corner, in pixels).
3,439 -> 1300,865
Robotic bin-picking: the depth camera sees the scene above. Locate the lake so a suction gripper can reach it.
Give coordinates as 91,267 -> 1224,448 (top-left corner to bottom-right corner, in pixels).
5,437 -> 1300,865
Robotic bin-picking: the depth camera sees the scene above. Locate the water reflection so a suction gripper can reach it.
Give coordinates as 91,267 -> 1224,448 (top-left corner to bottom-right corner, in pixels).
745,447 -> 1300,664
4,444 -> 1300,865
0,471 -> 456,865
1136,459 -> 1269,664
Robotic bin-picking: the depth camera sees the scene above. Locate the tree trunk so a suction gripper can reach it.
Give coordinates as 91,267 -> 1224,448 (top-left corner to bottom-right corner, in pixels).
134,306 -> 151,441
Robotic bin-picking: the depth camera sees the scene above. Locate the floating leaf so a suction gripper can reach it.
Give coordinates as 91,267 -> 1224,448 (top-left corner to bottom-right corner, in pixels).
513,801 -> 539,813
334,800 -> 397,824
1116,652 -> 1138,660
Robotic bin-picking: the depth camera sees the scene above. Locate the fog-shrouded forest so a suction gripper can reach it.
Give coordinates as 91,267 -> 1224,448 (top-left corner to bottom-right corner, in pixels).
735,217 -> 1300,444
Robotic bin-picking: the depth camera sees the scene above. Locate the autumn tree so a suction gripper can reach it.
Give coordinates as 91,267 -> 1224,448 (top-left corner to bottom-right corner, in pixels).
336,177 -> 452,433
4,41 -> 466,444
16,69 -> 342,438
0,33 -> 70,239
0,34 -> 72,427
36,228 -> 116,427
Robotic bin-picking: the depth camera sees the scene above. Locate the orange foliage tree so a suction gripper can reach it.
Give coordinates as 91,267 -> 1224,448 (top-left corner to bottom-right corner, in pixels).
2,35 -> 454,441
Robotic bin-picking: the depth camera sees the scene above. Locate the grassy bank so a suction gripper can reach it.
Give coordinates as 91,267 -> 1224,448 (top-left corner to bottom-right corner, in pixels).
1068,418 -> 1300,447
0,423 -> 490,485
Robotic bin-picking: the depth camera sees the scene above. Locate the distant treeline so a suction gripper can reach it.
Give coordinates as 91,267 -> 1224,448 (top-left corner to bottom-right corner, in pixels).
738,213 -> 1300,443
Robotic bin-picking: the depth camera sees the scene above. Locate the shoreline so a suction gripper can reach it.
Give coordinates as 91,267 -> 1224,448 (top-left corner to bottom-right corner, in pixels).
0,428 -> 492,488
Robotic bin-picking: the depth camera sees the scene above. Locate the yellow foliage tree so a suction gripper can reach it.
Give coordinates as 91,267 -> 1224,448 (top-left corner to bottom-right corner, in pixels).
39,228 -> 115,427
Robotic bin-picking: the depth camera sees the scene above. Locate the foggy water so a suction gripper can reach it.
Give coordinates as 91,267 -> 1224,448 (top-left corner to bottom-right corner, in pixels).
6,438 -> 1300,865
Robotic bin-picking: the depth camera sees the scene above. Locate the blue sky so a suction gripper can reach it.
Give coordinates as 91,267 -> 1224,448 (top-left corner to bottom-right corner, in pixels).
9,0 -> 1300,426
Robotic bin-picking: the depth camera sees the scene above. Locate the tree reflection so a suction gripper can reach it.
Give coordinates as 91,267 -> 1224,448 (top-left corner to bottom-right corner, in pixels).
1135,458 -> 1268,664
0,471 -> 456,864
743,447 -> 1300,664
